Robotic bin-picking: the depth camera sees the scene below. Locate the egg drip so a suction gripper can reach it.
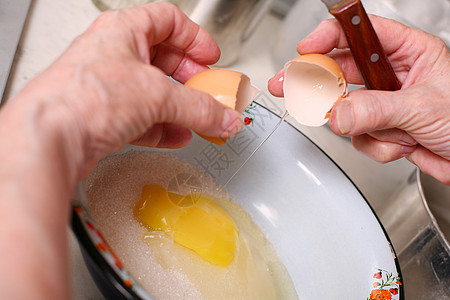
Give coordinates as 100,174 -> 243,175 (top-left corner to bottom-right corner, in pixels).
134,185 -> 238,267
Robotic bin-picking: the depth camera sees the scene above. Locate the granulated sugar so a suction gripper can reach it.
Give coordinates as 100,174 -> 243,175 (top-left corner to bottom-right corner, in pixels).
84,149 -> 298,300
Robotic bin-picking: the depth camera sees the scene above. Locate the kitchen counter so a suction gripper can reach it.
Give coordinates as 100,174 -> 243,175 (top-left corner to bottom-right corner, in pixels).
3,1 -> 415,299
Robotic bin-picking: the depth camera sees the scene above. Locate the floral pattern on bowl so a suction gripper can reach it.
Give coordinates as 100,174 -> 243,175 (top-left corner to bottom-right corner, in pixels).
369,268 -> 402,300
73,205 -> 152,299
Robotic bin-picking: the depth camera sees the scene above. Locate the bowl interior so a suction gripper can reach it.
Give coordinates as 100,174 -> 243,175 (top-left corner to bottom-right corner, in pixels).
73,103 -> 403,299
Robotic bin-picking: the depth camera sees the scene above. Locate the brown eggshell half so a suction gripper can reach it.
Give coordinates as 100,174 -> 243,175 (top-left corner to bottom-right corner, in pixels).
185,68 -> 259,145
283,54 -> 348,127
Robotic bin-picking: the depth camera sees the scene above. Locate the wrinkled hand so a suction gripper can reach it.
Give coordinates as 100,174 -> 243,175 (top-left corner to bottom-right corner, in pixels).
0,4 -> 244,299
11,2 -> 242,181
268,15 -> 450,185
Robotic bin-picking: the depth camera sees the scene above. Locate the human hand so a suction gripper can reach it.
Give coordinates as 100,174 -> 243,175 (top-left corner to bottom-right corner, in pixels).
268,15 -> 450,185
0,3 -> 244,298
9,2 -> 242,181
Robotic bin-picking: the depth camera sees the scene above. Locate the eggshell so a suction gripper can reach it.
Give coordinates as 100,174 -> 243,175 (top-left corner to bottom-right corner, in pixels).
283,54 -> 348,127
185,68 -> 259,145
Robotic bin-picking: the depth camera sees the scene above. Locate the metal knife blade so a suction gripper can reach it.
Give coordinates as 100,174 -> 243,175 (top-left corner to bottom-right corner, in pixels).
320,0 -> 401,91
217,91 -> 288,190
179,91 -> 287,192
220,109 -> 288,190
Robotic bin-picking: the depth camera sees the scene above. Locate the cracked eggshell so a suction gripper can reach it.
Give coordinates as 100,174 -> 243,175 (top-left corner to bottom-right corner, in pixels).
283,54 -> 348,127
185,68 -> 259,145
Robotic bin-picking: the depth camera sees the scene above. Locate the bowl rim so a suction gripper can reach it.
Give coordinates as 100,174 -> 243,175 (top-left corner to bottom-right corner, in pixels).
71,209 -> 143,299
417,169 -> 450,253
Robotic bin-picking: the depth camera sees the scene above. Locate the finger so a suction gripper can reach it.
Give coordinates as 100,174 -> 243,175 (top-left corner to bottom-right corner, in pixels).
150,43 -> 210,84
406,145 -> 450,185
132,123 -> 193,149
352,134 -> 417,163
137,3 -> 220,65
296,25 -> 366,85
367,129 -> 417,146
156,77 -> 243,139
94,3 -> 220,74
327,49 -> 364,85
268,68 -> 285,97
297,15 -> 409,56
329,89 -> 408,136
297,18 -> 349,55
142,2 -> 220,81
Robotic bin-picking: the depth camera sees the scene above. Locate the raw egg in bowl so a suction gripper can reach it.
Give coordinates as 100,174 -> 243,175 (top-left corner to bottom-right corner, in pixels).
71,101 -> 404,299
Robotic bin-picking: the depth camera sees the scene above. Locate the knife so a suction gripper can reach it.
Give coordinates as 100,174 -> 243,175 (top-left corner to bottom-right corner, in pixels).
320,0 -> 401,91
183,92 -> 289,191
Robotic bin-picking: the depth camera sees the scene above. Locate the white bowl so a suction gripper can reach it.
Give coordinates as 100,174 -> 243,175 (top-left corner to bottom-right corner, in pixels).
72,103 -> 403,299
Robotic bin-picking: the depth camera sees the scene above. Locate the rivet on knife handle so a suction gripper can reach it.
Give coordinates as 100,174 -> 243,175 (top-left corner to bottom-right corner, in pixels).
321,0 -> 401,91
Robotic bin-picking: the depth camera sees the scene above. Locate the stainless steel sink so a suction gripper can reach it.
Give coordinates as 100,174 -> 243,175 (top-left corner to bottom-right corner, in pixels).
0,0 -> 31,104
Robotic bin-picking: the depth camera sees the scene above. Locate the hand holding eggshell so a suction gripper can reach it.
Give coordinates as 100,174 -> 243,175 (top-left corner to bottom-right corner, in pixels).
268,15 -> 450,185
0,3 -> 245,299
184,68 -> 258,145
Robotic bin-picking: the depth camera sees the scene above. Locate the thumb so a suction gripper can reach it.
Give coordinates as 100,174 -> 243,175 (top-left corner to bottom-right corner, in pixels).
329,89 -> 408,136
158,79 -> 243,139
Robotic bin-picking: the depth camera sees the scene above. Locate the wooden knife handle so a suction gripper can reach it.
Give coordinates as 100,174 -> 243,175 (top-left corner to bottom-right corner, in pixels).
329,0 -> 401,91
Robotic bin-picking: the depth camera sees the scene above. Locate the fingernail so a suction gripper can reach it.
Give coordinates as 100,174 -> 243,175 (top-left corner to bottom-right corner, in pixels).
336,99 -> 353,134
222,109 -> 243,136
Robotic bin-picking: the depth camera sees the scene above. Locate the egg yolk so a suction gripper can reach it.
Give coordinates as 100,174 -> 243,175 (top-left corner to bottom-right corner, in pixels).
134,185 -> 238,267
